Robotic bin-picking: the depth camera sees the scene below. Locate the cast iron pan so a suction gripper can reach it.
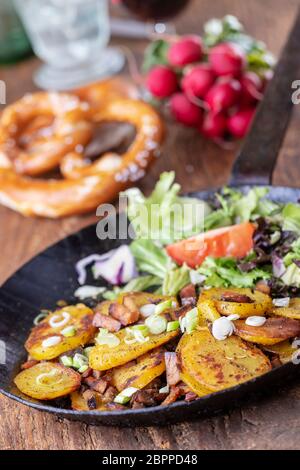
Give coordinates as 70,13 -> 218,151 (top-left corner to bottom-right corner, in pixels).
1,11 -> 300,427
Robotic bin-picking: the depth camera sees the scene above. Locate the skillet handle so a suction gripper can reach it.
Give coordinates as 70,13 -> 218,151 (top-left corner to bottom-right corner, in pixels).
230,9 -> 300,186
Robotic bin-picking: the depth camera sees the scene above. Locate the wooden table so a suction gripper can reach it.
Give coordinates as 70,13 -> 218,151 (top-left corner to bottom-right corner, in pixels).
1,0 -> 300,451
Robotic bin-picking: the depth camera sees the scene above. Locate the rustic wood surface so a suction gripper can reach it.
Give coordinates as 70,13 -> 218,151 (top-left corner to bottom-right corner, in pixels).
1,0 -> 300,450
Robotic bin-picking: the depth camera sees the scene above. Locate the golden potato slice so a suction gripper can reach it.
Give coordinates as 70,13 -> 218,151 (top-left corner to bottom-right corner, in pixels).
111,348 -> 165,392
89,328 -> 179,371
198,299 -> 221,323
26,304 -> 96,360
14,362 -> 81,400
199,287 -> 272,318
96,292 -> 178,321
180,370 -> 213,398
271,298 -> 300,320
263,340 -> 299,364
234,317 -> 300,346
71,391 -> 108,411
177,329 -> 271,393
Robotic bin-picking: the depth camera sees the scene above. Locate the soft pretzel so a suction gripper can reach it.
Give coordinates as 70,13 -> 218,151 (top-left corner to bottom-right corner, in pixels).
0,92 -> 92,177
0,92 -> 164,218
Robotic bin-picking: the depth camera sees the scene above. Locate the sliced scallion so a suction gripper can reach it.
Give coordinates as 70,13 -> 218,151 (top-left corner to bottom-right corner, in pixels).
145,315 -> 167,335
159,385 -> 170,394
61,325 -> 76,337
33,312 -> 48,326
154,299 -> 173,316
72,353 -> 88,370
60,355 -> 73,367
95,328 -> 120,348
114,387 -> 139,405
185,308 -> 199,333
166,320 -> 180,332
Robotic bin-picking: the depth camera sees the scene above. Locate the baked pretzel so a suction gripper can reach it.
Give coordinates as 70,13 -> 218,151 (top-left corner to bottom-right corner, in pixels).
0,92 -> 92,177
0,88 -> 164,218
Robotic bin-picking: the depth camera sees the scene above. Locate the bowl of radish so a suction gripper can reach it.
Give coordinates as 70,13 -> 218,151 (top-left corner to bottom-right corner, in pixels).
143,15 -> 275,144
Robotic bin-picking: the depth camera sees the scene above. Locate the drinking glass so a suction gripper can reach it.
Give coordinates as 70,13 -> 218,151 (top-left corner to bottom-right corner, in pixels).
0,0 -> 31,64
14,0 -> 125,90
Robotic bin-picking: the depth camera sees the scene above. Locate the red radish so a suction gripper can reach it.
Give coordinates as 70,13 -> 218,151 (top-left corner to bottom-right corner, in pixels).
170,93 -> 204,127
201,112 -> 227,139
168,36 -> 203,67
209,42 -> 245,77
227,108 -> 256,138
240,71 -> 263,106
205,79 -> 241,113
146,66 -> 178,98
182,64 -> 216,99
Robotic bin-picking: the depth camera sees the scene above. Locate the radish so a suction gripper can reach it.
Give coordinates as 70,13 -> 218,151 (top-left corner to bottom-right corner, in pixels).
209,42 -> 245,77
240,71 -> 263,106
170,93 -> 204,127
227,108 -> 256,138
146,65 -> 178,98
201,112 -> 227,139
182,64 -> 216,99
168,36 -> 203,67
205,78 -> 241,113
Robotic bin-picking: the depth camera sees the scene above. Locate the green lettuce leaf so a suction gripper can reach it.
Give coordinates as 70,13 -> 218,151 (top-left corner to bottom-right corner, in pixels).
130,239 -> 172,279
281,264 -> 300,287
282,203 -> 300,232
198,256 -> 271,288
162,264 -> 190,296
125,172 -> 211,245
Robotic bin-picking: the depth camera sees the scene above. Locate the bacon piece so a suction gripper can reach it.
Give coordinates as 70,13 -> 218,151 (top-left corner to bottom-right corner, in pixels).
221,292 -> 253,303
180,284 -> 197,307
109,302 -> 139,326
93,312 -> 121,332
21,360 -> 39,370
82,389 -> 97,410
165,352 -> 181,386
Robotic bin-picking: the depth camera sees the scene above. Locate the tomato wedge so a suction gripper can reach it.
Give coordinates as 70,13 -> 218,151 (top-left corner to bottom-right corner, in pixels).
166,222 -> 256,268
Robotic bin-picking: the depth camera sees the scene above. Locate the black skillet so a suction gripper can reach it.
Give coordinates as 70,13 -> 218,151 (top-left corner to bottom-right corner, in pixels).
1,11 -> 300,427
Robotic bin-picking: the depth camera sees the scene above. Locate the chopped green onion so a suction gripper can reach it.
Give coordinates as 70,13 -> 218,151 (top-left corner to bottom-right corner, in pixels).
83,347 -> 93,358
72,353 -> 88,370
154,299 -> 173,315
95,328 -> 120,348
78,365 -> 89,374
61,325 -> 76,337
60,355 -> 73,367
145,315 -> 167,335
185,308 -> 199,334
114,387 -> 139,405
124,325 -> 149,344
166,320 -> 180,332
159,385 -> 170,394
33,312 -> 48,326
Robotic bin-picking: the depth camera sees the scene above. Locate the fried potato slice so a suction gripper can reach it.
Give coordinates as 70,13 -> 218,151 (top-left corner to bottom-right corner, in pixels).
198,299 -> 221,323
271,298 -> 300,320
234,317 -> 300,346
111,348 -> 165,392
263,340 -> 299,364
177,329 -> 271,393
180,370 -> 213,398
89,328 -> 179,371
25,304 -> 96,360
199,287 -> 272,318
71,391 -> 108,411
96,292 -> 178,317
14,362 -> 81,400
